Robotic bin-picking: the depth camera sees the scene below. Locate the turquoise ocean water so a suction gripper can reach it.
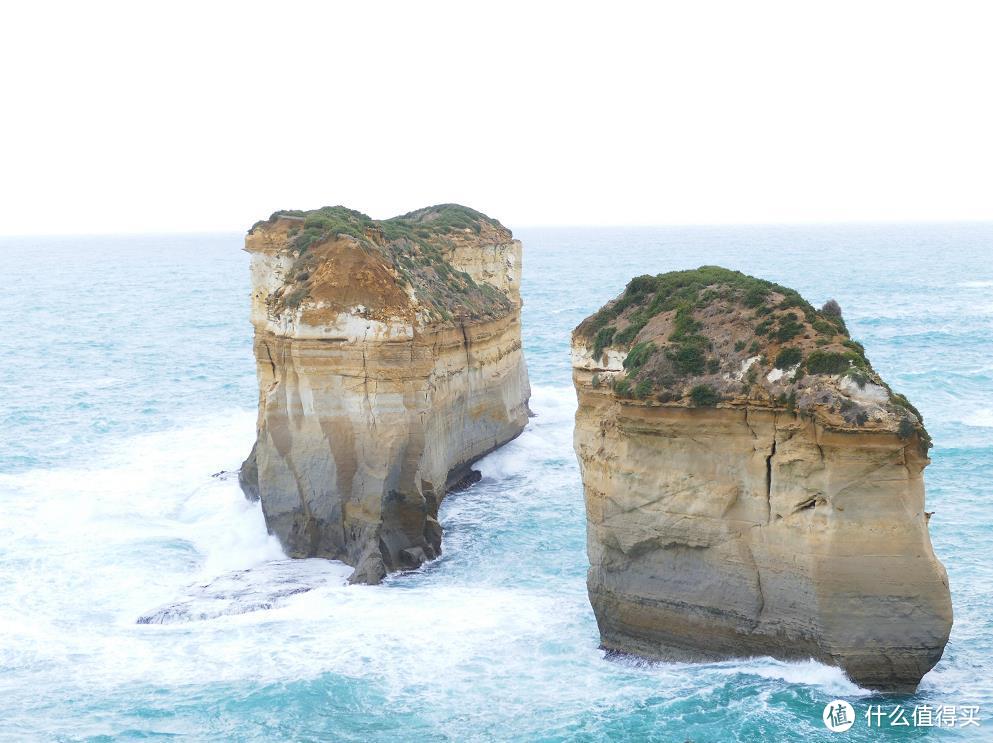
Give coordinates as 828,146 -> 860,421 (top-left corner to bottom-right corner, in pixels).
1,224 -> 991,741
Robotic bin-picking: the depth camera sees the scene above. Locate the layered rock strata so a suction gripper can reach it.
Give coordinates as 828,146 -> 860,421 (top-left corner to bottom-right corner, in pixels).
572,266 -> 952,691
240,204 -> 531,584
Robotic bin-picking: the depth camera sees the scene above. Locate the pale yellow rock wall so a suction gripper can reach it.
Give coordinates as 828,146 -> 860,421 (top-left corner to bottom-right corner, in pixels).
573,344 -> 952,691
242,225 -> 530,583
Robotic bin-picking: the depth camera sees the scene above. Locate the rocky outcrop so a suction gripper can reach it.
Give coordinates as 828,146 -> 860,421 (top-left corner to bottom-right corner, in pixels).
240,204 -> 530,584
572,266 -> 952,691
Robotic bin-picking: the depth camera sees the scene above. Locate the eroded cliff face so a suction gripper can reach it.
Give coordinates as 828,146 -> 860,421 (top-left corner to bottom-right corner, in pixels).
572,266 -> 952,691
241,205 -> 530,584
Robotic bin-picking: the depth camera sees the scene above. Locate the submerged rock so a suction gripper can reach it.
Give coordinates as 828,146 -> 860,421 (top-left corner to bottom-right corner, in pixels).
240,204 -> 531,584
137,559 -> 349,624
572,266 -> 952,691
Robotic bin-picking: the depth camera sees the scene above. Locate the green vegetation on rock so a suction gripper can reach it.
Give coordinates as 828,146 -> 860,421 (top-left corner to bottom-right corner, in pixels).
806,350 -> 864,375
593,326 -> 616,361
575,265 -> 931,450
690,384 -> 720,407
623,341 -> 657,373
774,347 -> 803,369
254,204 -> 512,322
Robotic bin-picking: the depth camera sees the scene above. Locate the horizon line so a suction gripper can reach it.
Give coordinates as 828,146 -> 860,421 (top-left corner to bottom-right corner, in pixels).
1,217 -> 992,239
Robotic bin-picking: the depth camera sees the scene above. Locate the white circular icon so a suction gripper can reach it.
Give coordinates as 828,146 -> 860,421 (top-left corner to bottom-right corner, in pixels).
823,700 -> 855,732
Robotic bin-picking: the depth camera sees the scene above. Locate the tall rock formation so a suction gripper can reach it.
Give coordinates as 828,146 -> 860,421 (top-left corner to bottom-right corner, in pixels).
572,266 -> 952,691
240,204 -> 530,584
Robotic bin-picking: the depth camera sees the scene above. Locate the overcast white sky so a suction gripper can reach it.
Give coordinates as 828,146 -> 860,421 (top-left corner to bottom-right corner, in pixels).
2,1 -> 991,234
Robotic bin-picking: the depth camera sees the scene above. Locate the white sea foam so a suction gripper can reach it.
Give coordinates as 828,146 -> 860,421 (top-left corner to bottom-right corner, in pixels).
476,385 -> 576,480
959,280 -> 993,288
0,409 -> 283,584
607,653 -> 867,697
0,409 -> 285,664
0,397 -> 587,695
962,409 -> 993,427
711,658 -> 869,696
0,387 -> 588,728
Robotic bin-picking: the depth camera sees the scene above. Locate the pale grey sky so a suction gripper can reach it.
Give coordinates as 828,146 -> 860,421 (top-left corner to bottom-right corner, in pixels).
2,0 -> 991,234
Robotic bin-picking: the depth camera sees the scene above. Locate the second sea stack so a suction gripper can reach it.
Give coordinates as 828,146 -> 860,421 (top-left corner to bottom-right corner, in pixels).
240,204 -> 531,584
571,266 -> 952,691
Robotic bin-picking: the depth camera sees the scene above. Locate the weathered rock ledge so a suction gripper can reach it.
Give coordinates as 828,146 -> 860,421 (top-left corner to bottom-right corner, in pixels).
572,266 -> 952,691
240,204 -> 531,584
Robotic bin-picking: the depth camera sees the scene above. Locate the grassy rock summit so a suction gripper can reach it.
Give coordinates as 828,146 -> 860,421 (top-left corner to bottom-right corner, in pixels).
572,266 -> 952,691
240,204 -> 531,584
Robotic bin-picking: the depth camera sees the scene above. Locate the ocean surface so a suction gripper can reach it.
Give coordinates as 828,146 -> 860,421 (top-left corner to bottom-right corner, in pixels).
1,224 -> 992,741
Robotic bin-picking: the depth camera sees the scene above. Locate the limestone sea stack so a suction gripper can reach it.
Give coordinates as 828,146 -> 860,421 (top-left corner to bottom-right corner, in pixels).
572,266 -> 952,691
240,204 -> 530,584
